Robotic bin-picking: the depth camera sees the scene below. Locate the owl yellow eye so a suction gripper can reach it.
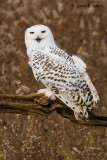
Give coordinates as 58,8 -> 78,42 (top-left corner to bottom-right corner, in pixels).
30,32 -> 34,34
41,31 -> 46,33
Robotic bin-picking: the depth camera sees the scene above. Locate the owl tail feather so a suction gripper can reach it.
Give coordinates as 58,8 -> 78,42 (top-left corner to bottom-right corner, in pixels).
56,94 -> 88,121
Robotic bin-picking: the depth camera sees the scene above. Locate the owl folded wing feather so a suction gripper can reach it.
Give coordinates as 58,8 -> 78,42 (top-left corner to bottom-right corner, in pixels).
72,55 -> 99,105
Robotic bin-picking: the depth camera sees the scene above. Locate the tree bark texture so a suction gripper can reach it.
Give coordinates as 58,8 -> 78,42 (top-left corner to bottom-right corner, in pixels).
0,94 -> 107,127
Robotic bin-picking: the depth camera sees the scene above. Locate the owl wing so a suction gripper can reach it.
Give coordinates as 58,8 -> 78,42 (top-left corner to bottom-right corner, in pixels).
72,55 -> 99,104
30,48 -> 80,90
30,48 -> 75,90
44,46 -> 99,108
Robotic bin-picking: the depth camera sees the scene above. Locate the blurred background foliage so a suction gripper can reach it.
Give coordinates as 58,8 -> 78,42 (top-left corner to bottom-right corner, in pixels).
0,0 -> 107,159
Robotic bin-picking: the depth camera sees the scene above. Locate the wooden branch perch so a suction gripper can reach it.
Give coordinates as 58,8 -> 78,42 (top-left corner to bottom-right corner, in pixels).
0,94 -> 107,127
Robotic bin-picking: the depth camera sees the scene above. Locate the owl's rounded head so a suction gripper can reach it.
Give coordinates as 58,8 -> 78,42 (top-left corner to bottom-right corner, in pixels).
25,24 -> 55,50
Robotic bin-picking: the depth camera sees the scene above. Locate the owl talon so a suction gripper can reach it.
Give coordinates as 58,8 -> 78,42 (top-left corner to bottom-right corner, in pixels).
35,90 -> 39,93
49,98 -> 56,103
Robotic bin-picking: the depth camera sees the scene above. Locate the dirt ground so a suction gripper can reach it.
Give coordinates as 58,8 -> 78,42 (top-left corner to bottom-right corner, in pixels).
0,0 -> 107,160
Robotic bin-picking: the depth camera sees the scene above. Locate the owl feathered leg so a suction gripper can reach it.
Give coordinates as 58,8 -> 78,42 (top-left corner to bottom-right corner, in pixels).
36,88 -> 56,101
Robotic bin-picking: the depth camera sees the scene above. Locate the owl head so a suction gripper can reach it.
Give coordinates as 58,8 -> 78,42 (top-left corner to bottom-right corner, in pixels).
25,24 -> 55,50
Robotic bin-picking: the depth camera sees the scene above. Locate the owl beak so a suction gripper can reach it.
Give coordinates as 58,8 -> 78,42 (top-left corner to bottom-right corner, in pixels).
36,36 -> 41,43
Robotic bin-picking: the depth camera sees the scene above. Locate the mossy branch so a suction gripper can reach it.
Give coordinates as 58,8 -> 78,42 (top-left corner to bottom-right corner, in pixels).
0,94 -> 107,127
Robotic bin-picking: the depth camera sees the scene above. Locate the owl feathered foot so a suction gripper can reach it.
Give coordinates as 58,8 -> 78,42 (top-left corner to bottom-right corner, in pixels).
35,88 -> 56,101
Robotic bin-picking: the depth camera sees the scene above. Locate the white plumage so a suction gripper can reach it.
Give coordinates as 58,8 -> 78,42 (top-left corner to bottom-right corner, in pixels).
25,24 -> 99,121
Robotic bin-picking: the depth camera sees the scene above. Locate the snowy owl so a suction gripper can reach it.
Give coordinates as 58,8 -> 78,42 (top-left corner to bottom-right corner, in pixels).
25,24 -> 99,121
